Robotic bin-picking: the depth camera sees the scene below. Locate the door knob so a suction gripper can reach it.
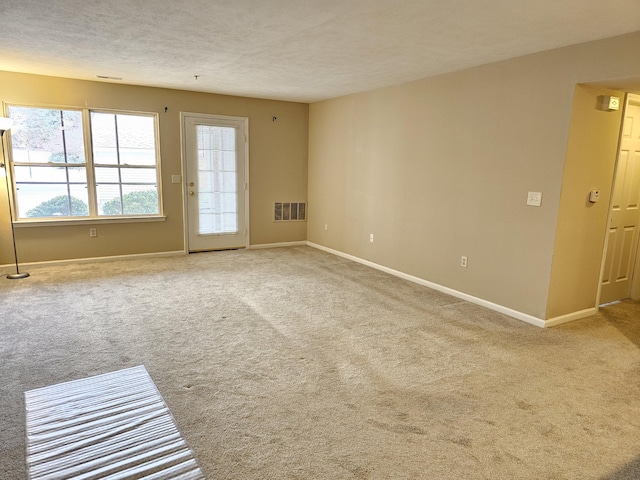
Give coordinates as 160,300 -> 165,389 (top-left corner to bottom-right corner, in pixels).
189,191 -> 195,196
189,182 -> 195,187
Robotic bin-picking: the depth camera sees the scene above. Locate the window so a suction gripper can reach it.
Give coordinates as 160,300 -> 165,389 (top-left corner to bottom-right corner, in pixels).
7,105 -> 161,220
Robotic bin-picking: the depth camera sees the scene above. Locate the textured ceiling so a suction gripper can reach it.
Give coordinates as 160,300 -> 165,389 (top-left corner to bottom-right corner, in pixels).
1,0 -> 639,103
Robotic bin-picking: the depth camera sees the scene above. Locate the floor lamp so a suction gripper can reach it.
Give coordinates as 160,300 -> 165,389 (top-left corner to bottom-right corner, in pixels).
0,117 -> 29,279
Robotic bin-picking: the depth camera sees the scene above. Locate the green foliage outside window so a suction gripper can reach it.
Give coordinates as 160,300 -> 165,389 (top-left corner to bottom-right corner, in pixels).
25,190 -> 158,217
102,190 -> 159,215
26,196 -> 89,218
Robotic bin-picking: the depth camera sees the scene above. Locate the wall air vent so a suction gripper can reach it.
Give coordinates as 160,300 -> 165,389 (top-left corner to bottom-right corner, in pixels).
274,202 -> 307,222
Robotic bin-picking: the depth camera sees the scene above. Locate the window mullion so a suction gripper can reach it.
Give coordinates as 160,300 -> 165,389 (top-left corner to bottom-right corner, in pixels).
114,115 -> 125,215
60,110 -> 74,216
83,108 -> 98,217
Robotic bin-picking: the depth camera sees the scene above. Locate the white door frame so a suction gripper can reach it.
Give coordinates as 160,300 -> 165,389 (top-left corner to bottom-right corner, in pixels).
596,93 -> 640,305
179,112 -> 249,253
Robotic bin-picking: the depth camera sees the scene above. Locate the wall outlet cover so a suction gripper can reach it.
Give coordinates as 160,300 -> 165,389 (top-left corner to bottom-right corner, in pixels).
527,191 -> 543,207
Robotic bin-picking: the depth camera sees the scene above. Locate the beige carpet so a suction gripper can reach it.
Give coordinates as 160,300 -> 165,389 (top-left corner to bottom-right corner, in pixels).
1,246 -> 639,479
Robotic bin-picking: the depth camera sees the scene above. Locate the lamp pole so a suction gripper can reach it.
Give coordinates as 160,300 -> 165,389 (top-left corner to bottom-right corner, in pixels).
0,118 -> 29,279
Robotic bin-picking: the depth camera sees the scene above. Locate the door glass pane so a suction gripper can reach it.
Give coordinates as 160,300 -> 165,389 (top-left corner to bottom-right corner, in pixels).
196,125 -> 237,235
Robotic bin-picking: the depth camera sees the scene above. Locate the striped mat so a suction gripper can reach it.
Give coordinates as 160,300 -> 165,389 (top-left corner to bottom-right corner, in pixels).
25,365 -> 205,479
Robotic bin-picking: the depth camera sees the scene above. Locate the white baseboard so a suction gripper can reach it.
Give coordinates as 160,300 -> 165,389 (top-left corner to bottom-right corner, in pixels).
307,241 -> 548,328
2,250 -> 186,270
250,241 -> 307,249
4,241 -> 596,328
544,308 -> 597,327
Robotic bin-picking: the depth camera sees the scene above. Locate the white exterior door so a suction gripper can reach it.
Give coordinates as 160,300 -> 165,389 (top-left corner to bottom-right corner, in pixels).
182,113 -> 248,252
600,95 -> 640,304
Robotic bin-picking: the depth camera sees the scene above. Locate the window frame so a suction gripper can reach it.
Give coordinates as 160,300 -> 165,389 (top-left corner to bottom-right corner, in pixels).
4,103 -> 165,225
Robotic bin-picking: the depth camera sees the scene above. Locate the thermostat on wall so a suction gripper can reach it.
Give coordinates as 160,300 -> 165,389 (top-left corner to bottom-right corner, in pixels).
601,96 -> 620,111
589,189 -> 600,203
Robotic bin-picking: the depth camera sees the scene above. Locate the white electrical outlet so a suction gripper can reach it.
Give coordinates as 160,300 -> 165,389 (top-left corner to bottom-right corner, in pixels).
527,191 -> 542,207
369,233 -> 374,243
461,256 -> 468,268
89,228 -> 97,237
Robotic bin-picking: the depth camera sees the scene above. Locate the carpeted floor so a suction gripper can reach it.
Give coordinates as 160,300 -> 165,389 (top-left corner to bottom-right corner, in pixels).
1,246 -> 639,479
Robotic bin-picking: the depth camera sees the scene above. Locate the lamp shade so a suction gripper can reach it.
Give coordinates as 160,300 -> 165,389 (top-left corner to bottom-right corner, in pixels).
0,117 -> 13,132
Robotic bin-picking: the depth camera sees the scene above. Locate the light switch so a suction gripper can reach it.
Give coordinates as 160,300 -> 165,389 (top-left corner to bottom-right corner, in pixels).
601,96 -> 620,111
527,191 -> 542,207
171,175 -> 181,184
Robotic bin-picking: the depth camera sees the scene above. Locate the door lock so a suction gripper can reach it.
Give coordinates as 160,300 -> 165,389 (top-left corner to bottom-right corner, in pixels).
189,191 -> 195,196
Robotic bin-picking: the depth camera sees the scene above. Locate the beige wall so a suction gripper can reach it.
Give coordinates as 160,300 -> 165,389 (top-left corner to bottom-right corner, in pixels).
546,85 -> 625,319
0,72 -> 308,266
308,32 -> 640,320
3,32 -> 640,322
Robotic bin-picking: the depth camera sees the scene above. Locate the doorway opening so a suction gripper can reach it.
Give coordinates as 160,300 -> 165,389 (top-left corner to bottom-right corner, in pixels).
599,94 -> 640,306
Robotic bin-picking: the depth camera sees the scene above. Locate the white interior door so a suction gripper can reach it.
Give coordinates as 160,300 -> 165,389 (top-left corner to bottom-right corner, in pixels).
182,113 -> 248,252
600,95 -> 640,304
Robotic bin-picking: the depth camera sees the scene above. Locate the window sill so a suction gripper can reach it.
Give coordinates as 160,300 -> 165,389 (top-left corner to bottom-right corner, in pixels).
13,216 -> 167,228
